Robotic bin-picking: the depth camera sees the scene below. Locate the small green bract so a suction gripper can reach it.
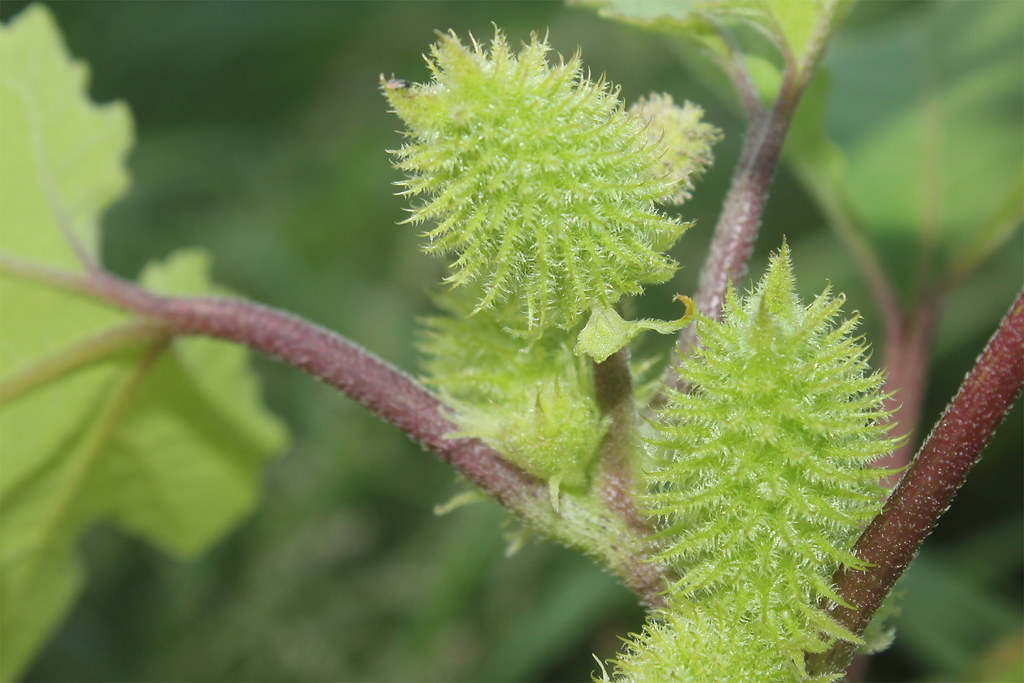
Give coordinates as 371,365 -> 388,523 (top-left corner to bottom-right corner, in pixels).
383,29 -> 714,331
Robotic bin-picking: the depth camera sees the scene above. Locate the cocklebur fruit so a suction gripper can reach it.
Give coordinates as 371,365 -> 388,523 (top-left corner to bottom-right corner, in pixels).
418,290 -> 607,499
605,245 -> 898,681
383,29 -> 717,332
629,93 -> 721,206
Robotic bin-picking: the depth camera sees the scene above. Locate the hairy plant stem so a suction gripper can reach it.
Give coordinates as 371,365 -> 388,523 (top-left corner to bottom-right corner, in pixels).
1,257 -> 543,506
655,1 -> 845,405
807,289 -> 1024,677
1,255 -> 669,605
658,81 -> 800,399
593,346 -> 646,532
876,297 -> 940,486
692,89 -> 796,321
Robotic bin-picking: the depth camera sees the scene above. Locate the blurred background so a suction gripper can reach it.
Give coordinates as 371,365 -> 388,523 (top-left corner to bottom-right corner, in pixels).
2,1 -> 1020,681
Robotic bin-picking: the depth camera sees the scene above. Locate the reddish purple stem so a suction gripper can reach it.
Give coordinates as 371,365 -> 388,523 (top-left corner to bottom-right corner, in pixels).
875,299 -> 940,487
661,80 -> 803,397
808,288 -> 1024,676
83,271 -> 545,509
0,257 -> 668,604
692,105 -> 791,322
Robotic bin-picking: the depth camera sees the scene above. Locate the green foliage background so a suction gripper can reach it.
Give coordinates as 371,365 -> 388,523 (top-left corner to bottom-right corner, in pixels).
2,2 -> 1019,681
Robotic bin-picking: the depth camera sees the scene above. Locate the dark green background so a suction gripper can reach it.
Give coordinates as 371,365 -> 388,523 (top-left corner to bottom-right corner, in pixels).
2,2 -> 1020,681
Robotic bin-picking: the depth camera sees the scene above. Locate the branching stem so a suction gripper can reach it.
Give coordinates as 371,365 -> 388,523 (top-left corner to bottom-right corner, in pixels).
656,0 -> 845,401
0,254 -> 542,509
807,289 -> 1024,677
1,254 -> 670,605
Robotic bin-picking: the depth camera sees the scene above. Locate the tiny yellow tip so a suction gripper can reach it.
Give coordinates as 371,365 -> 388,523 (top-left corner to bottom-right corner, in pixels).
673,294 -> 697,321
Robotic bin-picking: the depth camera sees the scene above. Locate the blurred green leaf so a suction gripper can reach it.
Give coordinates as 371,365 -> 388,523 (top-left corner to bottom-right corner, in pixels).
785,69 -> 849,217
574,0 -> 850,100
895,550 -> 1021,680
0,4 -> 129,266
0,7 -> 287,680
792,1 -> 1024,299
966,628 -> 1024,683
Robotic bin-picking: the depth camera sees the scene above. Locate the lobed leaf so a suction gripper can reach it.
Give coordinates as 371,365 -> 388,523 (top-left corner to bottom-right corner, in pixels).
0,8 -> 287,679
574,0 -> 852,102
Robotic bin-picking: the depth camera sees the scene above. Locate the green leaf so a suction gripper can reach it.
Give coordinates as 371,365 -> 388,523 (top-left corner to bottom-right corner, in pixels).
573,0 -> 851,100
0,5 -> 129,268
0,7 -> 287,680
789,1 -> 1024,299
764,0 -> 853,72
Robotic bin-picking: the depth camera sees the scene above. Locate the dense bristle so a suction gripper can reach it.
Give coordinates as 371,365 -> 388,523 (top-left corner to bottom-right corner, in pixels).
605,245 -> 898,681
383,30 -> 717,330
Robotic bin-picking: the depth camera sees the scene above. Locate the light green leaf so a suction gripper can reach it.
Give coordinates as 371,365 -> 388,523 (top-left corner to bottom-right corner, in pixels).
572,0 -> 764,89
764,0 -> 854,72
783,70 -> 857,251
792,1 -> 1023,298
0,5 -> 129,267
0,7 -> 288,680
575,300 -> 694,363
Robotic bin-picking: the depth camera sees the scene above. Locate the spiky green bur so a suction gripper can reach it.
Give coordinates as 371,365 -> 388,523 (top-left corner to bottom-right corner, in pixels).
383,30 -> 713,330
612,246 -> 897,680
600,596 -> 819,683
419,291 -> 607,494
629,93 -> 721,206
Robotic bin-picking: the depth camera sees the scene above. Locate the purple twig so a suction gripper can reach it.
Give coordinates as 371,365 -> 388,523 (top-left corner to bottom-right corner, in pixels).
659,83 -> 799,396
875,298 -> 940,487
1,256 -> 671,603
655,1 -> 846,401
807,288 -> 1024,676
92,271 -> 547,508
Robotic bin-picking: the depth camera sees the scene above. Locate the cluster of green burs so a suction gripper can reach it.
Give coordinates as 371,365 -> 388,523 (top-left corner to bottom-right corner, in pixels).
384,30 -> 896,682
